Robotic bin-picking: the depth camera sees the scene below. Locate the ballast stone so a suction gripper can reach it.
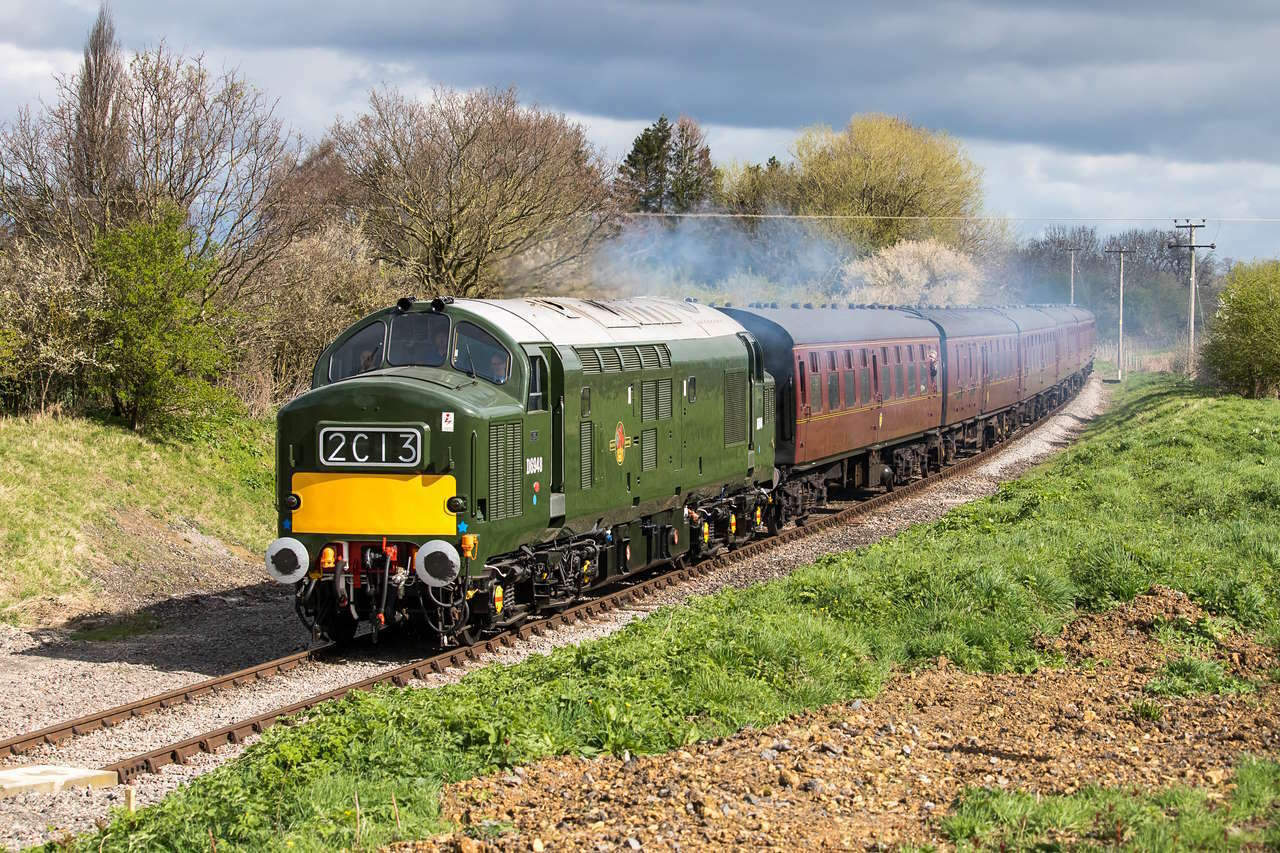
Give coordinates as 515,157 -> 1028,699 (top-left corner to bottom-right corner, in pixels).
0,765 -> 117,797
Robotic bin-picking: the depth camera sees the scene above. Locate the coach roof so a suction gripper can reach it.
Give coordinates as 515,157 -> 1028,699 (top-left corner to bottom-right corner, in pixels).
719,305 -> 937,346
909,307 -> 1019,339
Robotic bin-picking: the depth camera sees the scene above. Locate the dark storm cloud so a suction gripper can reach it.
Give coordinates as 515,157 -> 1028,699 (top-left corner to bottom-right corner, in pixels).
8,0 -> 1280,161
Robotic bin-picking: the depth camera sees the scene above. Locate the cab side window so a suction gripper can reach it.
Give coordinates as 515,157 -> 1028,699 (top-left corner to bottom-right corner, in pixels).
452,321 -> 510,385
527,356 -> 548,411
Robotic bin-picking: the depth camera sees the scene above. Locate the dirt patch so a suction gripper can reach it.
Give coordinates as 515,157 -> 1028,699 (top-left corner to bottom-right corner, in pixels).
406,587 -> 1279,851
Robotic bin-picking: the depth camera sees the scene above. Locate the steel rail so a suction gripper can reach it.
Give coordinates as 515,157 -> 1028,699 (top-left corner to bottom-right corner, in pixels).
0,646 -> 333,760
101,382 -> 1087,784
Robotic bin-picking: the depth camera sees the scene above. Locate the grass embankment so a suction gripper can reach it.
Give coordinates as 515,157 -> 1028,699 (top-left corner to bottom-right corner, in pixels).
75,375 -> 1280,850
0,414 -> 274,622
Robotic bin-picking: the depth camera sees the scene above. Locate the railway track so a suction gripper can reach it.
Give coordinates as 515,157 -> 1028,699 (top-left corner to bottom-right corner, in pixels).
0,646 -> 333,761
1,383 -> 1085,785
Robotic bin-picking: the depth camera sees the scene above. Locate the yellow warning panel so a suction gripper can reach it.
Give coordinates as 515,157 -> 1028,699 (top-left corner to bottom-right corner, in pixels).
291,472 -> 457,537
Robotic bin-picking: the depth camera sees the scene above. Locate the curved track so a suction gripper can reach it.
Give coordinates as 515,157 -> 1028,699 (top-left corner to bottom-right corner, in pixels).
95,380 -> 1087,784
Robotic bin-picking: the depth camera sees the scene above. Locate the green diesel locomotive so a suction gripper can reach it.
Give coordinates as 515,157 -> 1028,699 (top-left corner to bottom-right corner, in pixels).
266,296 -> 776,643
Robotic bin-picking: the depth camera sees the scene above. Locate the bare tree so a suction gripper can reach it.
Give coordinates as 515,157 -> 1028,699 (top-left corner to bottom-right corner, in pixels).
0,10 -> 306,308
72,3 -> 127,232
331,86 -> 619,297
667,116 -> 713,213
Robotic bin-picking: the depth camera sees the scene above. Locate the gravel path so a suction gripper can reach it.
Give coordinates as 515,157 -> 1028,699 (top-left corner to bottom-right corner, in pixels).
0,377 -> 1107,850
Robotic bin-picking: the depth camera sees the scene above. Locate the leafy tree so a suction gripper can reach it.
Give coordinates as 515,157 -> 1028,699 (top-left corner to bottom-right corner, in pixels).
90,205 -> 228,430
1202,260 -> 1280,397
791,114 -> 985,252
666,117 -> 713,212
618,115 -> 714,213
715,156 -> 793,218
617,115 -> 672,212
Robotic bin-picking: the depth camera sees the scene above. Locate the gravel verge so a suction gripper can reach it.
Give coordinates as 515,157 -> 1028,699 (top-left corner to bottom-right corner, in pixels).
0,377 -> 1107,850
411,586 -> 1279,851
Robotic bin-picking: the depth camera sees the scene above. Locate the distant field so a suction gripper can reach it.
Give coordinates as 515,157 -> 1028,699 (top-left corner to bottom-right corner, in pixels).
75,374 -> 1280,850
0,414 -> 276,624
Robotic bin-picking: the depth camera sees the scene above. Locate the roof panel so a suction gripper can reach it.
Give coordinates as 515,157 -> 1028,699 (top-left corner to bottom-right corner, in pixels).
459,296 -> 744,345
911,307 -> 1019,338
719,305 -> 937,345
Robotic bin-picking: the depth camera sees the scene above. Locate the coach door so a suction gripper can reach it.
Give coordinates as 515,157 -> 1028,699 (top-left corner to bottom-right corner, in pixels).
870,350 -> 884,433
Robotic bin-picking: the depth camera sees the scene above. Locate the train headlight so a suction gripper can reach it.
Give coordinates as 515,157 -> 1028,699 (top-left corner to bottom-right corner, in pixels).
414,540 -> 461,588
265,537 -> 309,584
446,496 -> 466,514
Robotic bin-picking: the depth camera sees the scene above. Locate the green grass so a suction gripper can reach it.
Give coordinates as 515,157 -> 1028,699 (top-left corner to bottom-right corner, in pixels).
1129,699 -> 1164,723
944,757 -> 1280,850
1145,657 -> 1256,698
65,374 -> 1280,850
0,412 -> 275,621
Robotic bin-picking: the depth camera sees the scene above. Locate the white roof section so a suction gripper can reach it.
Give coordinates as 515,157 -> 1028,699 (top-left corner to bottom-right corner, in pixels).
461,296 -> 746,345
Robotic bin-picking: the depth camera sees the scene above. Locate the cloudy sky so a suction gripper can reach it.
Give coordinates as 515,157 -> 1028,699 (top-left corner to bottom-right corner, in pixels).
3,0 -> 1279,257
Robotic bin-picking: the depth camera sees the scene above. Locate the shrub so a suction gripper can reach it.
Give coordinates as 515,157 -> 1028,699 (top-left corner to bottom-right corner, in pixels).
89,205 -> 231,430
1202,260 -> 1280,397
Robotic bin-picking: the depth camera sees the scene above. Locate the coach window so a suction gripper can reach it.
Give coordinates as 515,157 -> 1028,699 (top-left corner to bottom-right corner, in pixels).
907,360 -> 917,396
809,352 -> 819,373
827,351 -> 837,371
812,363 -> 824,412
329,321 -> 386,382
894,362 -> 904,398
796,360 -> 807,408
581,387 -> 591,417
843,350 -> 854,370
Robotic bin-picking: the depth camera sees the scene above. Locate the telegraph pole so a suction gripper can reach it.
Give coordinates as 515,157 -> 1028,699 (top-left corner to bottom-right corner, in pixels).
1060,246 -> 1082,305
1169,219 -> 1215,377
1105,248 -> 1132,381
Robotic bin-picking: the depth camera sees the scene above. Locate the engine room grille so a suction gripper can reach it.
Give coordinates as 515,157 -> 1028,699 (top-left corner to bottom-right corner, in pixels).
724,370 -> 747,446
488,421 -> 523,520
579,422 -> 593,490
657,379 -> 673,420
763,387 -> 776,423
641,427 -> 658,471
575,344 -> 672,375
641,380 -> 657,421
577,348 -> 602,374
